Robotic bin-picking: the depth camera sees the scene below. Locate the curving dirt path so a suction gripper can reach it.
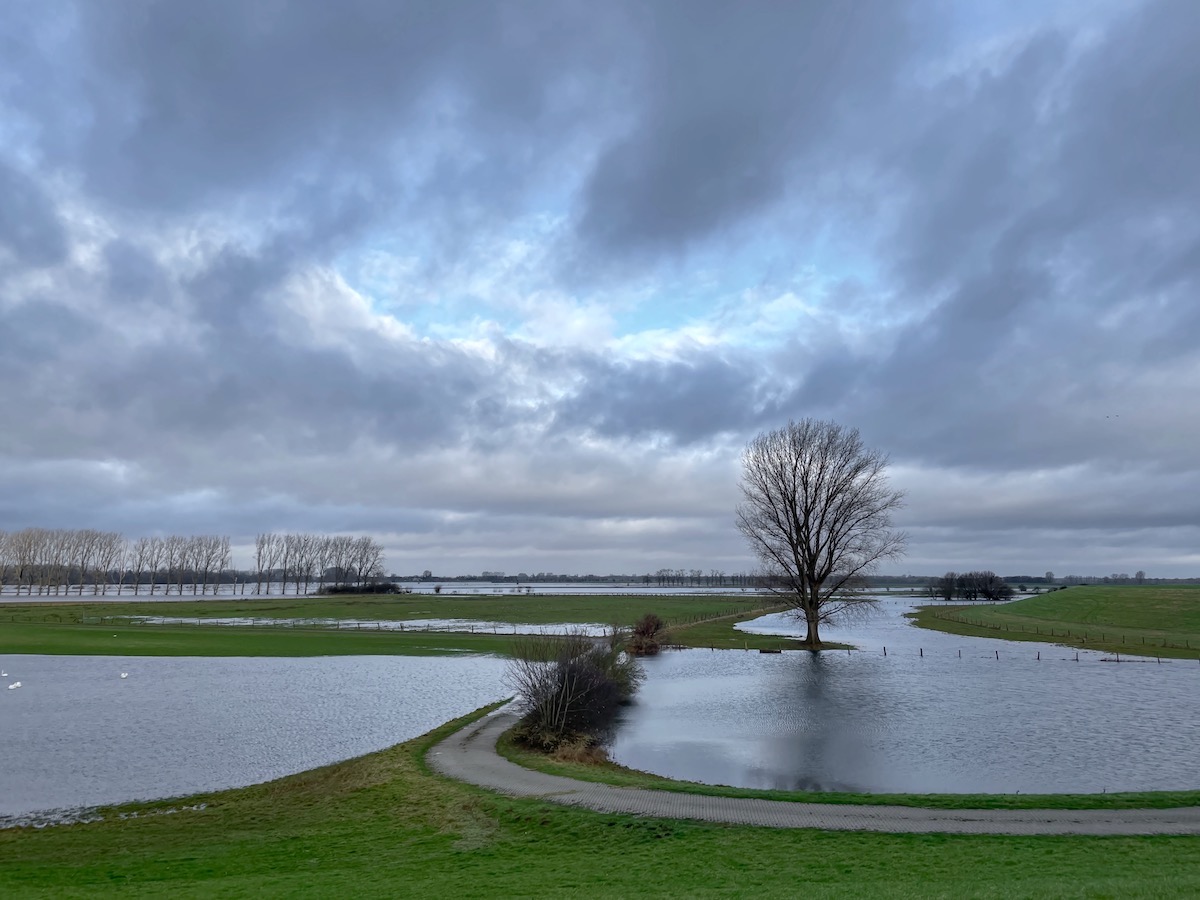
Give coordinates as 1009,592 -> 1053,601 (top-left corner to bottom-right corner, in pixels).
428,708 -> 1200,835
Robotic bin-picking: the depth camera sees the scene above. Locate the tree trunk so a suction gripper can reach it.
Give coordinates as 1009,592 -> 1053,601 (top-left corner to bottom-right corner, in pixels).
802,605 -> 821,647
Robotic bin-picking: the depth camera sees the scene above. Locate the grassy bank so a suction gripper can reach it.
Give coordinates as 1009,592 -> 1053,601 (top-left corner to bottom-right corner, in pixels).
3,707 -> 1199,898
664,605 -> 841,651
909,585 -> 1200,660
496,731 -> 1200,812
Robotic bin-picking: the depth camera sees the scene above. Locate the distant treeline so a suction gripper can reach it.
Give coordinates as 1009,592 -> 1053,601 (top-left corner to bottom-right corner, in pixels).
0,528 -> 385,596
407,569 -> 762,587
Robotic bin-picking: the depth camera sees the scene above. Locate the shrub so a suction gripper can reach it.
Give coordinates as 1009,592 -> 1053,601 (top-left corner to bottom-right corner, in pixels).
325,582 -> 405,594
506,629 -> 643,752
627,612 -> 665,655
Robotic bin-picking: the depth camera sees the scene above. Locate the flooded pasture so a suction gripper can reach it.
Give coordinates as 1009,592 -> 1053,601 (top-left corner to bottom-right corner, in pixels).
0,654 -> 507,822
608,598 -> 1200,794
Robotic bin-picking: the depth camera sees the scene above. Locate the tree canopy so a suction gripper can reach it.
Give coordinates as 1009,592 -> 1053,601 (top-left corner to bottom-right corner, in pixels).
737,419 -> 906,647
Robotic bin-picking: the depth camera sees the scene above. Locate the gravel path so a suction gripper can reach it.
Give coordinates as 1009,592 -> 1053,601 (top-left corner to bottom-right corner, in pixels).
428,708 -> 1200,835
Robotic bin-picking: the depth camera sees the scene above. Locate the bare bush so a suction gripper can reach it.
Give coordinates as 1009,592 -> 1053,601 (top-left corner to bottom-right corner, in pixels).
506,629 -> 643,752
627,613 -> 665,656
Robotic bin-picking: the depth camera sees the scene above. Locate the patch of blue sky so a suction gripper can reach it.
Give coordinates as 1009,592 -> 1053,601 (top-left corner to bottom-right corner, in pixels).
333,198 -> 894,351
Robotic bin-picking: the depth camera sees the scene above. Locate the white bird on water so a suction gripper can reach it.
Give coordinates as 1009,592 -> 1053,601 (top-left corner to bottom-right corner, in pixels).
120,673 -> 129,679
7,682 -> 20,690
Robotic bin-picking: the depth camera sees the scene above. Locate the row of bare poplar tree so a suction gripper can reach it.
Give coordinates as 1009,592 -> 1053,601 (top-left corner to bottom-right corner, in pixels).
0,528 -> 386,597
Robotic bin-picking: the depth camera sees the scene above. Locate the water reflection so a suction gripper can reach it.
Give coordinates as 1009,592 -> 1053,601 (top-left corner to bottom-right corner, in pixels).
610,599 -> 1200,794
0,654 -> 506,820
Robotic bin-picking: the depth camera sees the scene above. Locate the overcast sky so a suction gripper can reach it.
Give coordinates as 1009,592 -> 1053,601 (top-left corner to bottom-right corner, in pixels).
2,0 -> 1198,577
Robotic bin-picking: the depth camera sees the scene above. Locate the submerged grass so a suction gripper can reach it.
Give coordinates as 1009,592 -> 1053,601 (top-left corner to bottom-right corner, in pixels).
3,705 -> 1200,898
910,585 -> 1200,660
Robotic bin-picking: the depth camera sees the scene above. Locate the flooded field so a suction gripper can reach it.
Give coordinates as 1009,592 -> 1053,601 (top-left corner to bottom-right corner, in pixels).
608,598 -> 1200,794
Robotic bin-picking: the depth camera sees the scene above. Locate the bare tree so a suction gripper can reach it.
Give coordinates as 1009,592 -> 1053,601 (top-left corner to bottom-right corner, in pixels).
144,536 -> 167,595
212,535 -> 231,594
313,535 -> 333,595
130,537 -> 152,596
935,571 -> 958,602
0,530 -> 10,595
8,528 -> 38,595
351,536 -> 384,589
163,534 -> 188,596
277,533 -> 295,596
255,533 -> 281,595
94,532 -> 126,595
193,535 -> 229,595
72,529 -> 101,595
292,534 -> 319,595
954,570 -> 1012,602
331,535 -> 356,587
737,419 -> 906,647
41,529 -> 73,595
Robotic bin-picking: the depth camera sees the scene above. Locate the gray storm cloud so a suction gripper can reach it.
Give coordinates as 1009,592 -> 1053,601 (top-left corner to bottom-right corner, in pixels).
1,0 -> 1197,575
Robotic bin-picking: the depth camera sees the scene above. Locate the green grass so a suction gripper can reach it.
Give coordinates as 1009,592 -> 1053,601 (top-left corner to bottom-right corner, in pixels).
3,706 -> 1199,898
665,606 -> 851,651
1,594 -> 796,657
0,592 -> 772,627
910,585 -> 1200,660
495,730 -> 1200,811
0,622 -> 519,657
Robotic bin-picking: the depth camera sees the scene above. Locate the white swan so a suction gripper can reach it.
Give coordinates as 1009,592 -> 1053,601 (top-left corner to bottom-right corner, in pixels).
7,682 -> 20,689
120,673 -> 129,679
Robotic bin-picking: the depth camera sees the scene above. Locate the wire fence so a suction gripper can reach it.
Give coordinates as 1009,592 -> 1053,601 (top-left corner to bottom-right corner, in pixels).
928,610 -> 1195,652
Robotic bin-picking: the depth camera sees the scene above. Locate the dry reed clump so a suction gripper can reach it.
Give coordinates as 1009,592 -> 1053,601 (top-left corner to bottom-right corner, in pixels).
550,740 -> 612,766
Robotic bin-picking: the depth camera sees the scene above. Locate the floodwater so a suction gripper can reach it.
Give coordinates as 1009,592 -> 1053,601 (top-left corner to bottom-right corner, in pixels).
608,598 -> 1200,794
0,654 -> 507,822
124,616 -> 612,636
0,582 -> 766,600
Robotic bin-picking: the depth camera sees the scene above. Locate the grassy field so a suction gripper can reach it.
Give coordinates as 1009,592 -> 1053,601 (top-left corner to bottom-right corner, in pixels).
0,594 -> 807,656
0,622 -> 520,657
2,705 -> 1199,898
910,585 -> 1200,660
496,731 -> 1200,812
0,592 -> 771,626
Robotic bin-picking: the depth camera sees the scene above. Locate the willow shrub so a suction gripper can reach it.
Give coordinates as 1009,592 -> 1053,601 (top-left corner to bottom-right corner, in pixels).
506,628 -> 643,752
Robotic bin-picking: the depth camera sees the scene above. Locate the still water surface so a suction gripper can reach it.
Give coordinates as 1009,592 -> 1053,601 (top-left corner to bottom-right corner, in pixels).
0,654 -> 506,820
609,598 -> 1200,794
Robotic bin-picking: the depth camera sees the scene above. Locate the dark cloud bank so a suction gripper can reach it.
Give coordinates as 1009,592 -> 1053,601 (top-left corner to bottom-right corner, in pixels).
1,0 -> 1197,575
